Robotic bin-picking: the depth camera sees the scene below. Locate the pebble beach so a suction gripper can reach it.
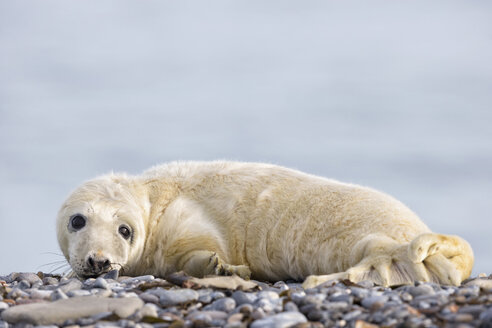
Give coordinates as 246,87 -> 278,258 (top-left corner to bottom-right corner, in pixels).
1,271 -> 492,328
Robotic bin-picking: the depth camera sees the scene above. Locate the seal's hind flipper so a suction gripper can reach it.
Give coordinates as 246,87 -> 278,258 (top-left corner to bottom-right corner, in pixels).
302,232 -> 474,289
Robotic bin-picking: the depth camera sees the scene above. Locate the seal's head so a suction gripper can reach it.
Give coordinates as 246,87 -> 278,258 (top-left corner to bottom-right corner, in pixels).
57,174 -> 150,278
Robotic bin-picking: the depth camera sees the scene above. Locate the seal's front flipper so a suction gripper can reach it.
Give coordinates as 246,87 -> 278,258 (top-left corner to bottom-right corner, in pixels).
178,250 -> 251,279
207,253 -> 251,279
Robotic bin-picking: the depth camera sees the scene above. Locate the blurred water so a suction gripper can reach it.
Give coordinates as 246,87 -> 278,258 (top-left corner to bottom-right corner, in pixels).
1,0 -> 491,276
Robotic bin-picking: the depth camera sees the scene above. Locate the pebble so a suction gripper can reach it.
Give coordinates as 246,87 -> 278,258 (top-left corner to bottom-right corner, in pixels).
0,272 -> 491,327
232,290 -> 257,305
58,279 -> 83,293
154,288 -> 199,306
15,273 -> 42,286
204,297 -> 236,312
250,311 -> 307,328
50,289 -> 69,301
103,270 -> 119,280
1,295 -> 143,325
407,284 -> 435,297
361,295 -> 388,310
93,277 -> 109,289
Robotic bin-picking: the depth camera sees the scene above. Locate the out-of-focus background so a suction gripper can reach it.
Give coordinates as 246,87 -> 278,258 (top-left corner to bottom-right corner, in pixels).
1,1 -> 491,276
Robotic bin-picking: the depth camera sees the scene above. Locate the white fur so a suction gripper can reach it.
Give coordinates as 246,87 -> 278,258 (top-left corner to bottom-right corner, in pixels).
57,161 -> 474,286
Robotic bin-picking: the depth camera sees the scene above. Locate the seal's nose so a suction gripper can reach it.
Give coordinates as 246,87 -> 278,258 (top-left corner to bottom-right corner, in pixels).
87,254 -> 111,274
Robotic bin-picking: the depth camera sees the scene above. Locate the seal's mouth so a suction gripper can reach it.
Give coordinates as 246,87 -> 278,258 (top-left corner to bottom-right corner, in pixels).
78,268 -> 121,280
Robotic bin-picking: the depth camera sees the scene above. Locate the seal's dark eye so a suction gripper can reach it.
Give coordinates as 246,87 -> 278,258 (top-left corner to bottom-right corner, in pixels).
70,214 -> 86,231
118,225 -> 131,240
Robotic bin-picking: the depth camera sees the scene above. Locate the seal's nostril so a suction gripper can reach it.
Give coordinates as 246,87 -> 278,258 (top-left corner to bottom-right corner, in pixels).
87,256 -> 95,269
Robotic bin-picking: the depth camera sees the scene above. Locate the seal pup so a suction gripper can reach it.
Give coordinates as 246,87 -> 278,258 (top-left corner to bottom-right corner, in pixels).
57,161 -> 474,288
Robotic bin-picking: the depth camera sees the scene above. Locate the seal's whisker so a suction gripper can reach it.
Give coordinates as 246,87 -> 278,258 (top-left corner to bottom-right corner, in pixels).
39,251 -> 65,257
38,260 -> 68,269
49,263 -> 71,274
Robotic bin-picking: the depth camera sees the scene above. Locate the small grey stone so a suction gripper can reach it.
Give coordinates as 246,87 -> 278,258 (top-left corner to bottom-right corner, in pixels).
479,307 -> 492,321
205,297 -> 236,312
400,292 -> 413,302
273,281 -> 289,291
139,303 -> 159,319
343,310 -> 362,321
50,289 -> 69,301
0,321 -> 7,328
58,279 -> 83,293
322,301 -> 349,311
290,291 -> 306,305
30,290 -> 53,300
250,311 -> 307,328
211,291 -> 226,300
407,284 -> 435,298
349,287 -> 369,299
2,273 -> 18,284
308,308 -> 328,321
198,294 -> 213,304
77,317 -> 95,326
138,293 -> 159,304
458,304 -> 485,317
93,277 -> 109,289
117,291 -> 139,298
94,289 -> 112,298
441,313 -> 474,323
17,280 -> 31,290
120,275 -> 154,284
102,270 -> 119,280
283,301 -> 299,312
232,291 -> 257,305
255,298 -> 276,313
67,290 -> 91,297
16,273 -> 42,286
456,285 -> 480,297
251,308 -> 266,320
42,277 -> 59,286
188,312 -> 212,326
301,294 -> 325,306
155,289 -> 199,306
0,303 -> 9,312
7,288 -> 29,299
329,294 -> 353,304
257,291 -> 279,300
361,295 -> 388,310
237,304 -> 254,315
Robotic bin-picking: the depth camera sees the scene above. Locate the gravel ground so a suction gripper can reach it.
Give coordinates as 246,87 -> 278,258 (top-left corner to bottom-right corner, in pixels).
1,271 -> 492,328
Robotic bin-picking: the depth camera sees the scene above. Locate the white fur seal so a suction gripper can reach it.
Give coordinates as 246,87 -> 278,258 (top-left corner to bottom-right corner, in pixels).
57,161 -> 473,288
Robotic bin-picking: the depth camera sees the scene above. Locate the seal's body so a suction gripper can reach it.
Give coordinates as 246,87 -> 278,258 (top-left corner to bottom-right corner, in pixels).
57,161 -> 473,287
